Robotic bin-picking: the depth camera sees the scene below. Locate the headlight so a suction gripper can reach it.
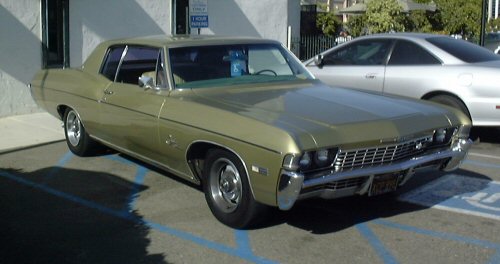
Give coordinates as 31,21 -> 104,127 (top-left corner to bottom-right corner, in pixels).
283,148 -> 339,173
299,152 -> 312,170
431,127 -> 457,146
314,149 -> 334,167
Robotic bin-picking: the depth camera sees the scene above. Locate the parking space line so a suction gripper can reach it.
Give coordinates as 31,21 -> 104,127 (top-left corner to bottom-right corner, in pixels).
0,169 -> 276,264
44,151 -> 73,182
124,165 -> 148,213
373,219 -> 500,264
463,159 -> 500,169
469,153 -> 500,161
356,223 -> 399,264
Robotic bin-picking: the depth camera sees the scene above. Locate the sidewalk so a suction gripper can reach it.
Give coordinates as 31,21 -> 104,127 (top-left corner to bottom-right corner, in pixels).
0,112 -> 65,153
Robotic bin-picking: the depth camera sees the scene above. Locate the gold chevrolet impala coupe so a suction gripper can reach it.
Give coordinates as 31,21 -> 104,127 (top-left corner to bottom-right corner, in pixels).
30,35 -> 472,228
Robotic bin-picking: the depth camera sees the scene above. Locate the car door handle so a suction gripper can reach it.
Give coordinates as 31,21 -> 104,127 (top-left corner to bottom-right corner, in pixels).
365,73 -> 377,79
104,90 -> 114,95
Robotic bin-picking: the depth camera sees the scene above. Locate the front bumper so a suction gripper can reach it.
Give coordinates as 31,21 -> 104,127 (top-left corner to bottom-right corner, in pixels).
277,138 -> 472,210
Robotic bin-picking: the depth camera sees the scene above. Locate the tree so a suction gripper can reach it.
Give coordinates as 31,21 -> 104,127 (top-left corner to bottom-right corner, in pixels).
405,10 -> 433,33
316,6 -> 342,36
487,18 -> 500,32
433,0 -> 482,40
345,14 -> 367,37
365,0 -> 405,33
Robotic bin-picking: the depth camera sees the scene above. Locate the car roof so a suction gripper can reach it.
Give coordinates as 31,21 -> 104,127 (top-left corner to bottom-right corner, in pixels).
100,35 -> 281,48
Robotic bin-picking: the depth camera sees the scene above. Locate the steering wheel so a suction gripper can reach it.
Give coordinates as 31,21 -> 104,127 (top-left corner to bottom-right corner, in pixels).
254,69 -> 277,76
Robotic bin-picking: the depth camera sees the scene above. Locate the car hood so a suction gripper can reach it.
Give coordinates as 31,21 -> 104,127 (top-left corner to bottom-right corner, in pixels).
190,80 -> 460,150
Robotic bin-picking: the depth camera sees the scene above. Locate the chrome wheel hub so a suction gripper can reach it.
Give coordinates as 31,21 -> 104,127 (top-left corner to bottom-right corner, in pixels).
209,158 -> 242,213
66,111 -> 81,147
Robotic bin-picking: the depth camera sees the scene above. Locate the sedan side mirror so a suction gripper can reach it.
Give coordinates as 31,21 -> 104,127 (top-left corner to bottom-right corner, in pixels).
314,54 -> 324,68
138,72 -> 156,90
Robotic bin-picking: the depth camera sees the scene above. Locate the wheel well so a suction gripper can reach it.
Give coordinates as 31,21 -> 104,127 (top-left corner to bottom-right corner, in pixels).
57,105 -> 69,119
421,91 -> 471,117
186,142 -> 237,182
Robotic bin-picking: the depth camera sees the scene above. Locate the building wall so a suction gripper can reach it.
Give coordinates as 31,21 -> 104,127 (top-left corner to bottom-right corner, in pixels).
0,0 -> 300,117
0,0 -> 42,117
69,0 -> 170,67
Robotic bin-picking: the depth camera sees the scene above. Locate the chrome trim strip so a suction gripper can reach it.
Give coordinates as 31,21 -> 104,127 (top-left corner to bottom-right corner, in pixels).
90,135 -> 198,184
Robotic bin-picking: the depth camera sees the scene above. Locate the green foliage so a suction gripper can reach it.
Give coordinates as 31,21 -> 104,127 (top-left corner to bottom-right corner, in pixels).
316,11 -> 342,36
433,0 -> 482,40
405,10 -> 433,32
487,18 -> 500,32
345,14 -> 366,37
365,0 -> 405,33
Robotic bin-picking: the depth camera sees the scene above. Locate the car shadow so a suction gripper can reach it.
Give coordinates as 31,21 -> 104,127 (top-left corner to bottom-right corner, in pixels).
0,167 -> 167,264
471,127 -> 500,144
258,168 -> 492,234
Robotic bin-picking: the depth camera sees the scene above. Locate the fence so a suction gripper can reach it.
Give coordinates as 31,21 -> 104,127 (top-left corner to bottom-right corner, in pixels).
290,34 -> 352,61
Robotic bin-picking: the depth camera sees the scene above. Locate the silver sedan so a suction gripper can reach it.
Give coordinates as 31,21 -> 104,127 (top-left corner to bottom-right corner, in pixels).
304,33 -> 500,127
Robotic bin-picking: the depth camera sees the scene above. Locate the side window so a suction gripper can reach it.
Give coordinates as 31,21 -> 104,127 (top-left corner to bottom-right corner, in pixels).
323,39 -> 391,66
101,46 -> 125,81
389,40 -> 441,65
116,46 -> 160,85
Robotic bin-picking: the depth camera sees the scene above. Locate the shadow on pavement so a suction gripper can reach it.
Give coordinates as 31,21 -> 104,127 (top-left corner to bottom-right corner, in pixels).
260,168 -> 491,234
0,167 -> 167,264
471,127 -> 500,144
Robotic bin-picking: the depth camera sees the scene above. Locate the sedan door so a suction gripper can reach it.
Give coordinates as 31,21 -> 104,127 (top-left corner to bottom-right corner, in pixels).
307,39 -> 393,92
383,39 -> 444,98
99,45 -> 168,160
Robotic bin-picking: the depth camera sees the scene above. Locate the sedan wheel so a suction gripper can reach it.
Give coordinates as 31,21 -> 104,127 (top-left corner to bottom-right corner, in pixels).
63,108 -> 95,156
203,149 -> 267,228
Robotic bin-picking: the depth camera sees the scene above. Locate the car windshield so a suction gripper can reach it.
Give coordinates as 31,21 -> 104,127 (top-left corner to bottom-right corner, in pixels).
168,43 -> 313,89
426,36 -> 500,63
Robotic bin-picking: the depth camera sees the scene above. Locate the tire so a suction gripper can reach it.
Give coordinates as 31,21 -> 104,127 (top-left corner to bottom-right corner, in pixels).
429,95 -> 470,120
63,108 -> 95,156
203,149 -> 266,229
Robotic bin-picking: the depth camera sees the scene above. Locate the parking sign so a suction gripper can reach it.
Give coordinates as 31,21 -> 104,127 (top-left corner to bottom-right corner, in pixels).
190,0 -> 208,28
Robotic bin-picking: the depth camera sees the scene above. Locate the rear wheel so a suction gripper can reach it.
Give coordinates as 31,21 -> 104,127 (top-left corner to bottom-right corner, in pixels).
63,108 -> 95,156
203,149 -> 266,229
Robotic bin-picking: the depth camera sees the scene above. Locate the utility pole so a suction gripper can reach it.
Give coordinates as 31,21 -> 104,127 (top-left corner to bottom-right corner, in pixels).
480,0 -> 488,46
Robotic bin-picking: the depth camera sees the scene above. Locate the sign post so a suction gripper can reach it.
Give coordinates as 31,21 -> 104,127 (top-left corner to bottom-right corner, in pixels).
189,0 -> 208,33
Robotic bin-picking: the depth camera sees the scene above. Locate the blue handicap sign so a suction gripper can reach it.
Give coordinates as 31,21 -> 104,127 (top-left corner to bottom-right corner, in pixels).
399,174 -> 500,220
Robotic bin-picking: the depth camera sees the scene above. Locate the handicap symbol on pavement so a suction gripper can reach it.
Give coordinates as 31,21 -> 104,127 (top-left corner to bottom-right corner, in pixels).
399,174 -> 500,220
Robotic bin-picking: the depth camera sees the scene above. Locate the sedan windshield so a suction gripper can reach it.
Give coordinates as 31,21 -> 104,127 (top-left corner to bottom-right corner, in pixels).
168,44 -> 313,88
427,36 -> 500,63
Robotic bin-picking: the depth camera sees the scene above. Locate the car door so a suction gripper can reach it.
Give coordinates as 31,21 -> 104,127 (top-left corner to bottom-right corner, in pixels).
383,39 -> 443,98
307,39 -> 392,92
99,45 -> 168,160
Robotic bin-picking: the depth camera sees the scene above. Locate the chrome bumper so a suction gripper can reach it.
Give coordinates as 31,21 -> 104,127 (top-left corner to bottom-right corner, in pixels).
277,139 -> 472,210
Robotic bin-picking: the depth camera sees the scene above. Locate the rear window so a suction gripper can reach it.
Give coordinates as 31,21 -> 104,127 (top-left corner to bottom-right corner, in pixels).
427,36 -> 500,63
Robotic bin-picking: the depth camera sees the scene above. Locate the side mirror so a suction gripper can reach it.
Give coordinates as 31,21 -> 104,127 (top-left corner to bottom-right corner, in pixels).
314,54 -> 324,68
138,72 -> 156,90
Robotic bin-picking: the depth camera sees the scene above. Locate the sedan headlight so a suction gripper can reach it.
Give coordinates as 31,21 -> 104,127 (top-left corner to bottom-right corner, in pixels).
283,147 -> 339,172
430,127 -> 457,147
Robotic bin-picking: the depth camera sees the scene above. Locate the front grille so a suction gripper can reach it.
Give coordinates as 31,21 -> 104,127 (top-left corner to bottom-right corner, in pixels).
335,136 -> 433,172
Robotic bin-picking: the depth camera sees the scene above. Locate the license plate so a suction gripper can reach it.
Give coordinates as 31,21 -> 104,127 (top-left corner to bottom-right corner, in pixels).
369,172 -> 401,196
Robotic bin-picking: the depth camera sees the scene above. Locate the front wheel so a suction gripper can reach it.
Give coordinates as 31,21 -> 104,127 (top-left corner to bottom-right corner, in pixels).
203,149 -> 267,229
63,108 -> 95,156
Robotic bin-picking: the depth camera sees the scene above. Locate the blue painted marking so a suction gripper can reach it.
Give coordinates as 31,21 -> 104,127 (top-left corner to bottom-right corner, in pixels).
356,223 -> 399,264
0,170 -> 276,264
374,219 -> 500,263
44,151 -> 74,182
104,154 -> 137,166
399,174 -> 500,220
374,219 -> 500,249
124,165 -> 148,213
